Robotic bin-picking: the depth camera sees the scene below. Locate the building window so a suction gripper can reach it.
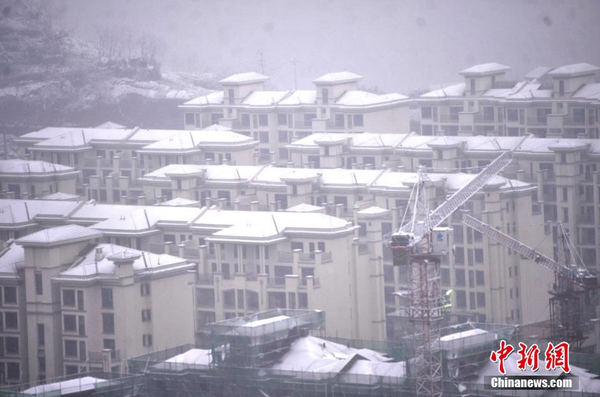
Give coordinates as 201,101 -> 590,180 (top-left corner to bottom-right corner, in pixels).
278,130 -> 289,143
184,113 -> 195,125
64,340 -> 78,357
142,309 -> 152,322
241,114 -> 251,127
4,312 -> 18,329
422,107 -> 432,119
353,114 -> 364,127
259,131 -> 269,143
3,286 -> 17,304
77,290 -> 84,310
101,288 -> 113,309
470,79 -> 475,94
258,114 -> 268,126
477,292 -> 486,308
559,80 -> 564,96
35,273 -> 43,295
63,314 -> 77,332
102,313 -> 115,334
321,88 -> 329,104
455,290 -> 467,309
143,334 -> 153,347
228,88 -> 234,105
141,284 -> 151,296
5,336 -> 19,355
38,324 -> 45,347
298,292 -> 308,309
573,108 -> 585,124
65,365 -> 78,376
454,247 -> 465,265
277,114 -> 287,126
278,148 -> 289,160
454,269 -> 466,287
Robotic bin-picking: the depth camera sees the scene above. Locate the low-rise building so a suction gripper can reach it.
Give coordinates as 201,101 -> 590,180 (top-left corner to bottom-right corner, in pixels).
0,224 -> 196,384
13,126 -> 258,204
417,62 -> 600,138
0,159 -> 79,200
180,71 -> 411,165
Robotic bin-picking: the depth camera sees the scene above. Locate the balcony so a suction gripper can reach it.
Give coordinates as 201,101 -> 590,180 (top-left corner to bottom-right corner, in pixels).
473,114 -> 495,123
196,274 -> 214,285
293,120 -> 313,129
277,251 -> 332,263
325,120 -> 346,130
563,116 -> 586,125
439,114 -> 459,123
120,159 -> 133,169
231,120 -> 251,130
527,117 -> 548,125
184,248 -> 200,259
267,277 -> 286,288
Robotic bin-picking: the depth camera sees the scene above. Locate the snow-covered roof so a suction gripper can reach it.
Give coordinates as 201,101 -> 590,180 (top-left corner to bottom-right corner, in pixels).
420,83 -> 466,98
525,66 -> 553,80
459,63 -> 511,75
183,91 -> 224,106
547,62 -> 600,77
59,243 -> 190,278
313,71 -> 363,84
23,376 -> 108,395
165,348 -> 213,366
17,225 -> 103,246
219,72 -> 269,84
157,198 -> 201,207
285,203 -> 324,213
241,91 -> 289,106
95,121 -> 127,129
0,159 -> 75,175
0,242 -> 24,274
139,130 -> 255,152
278,90 -> 317,105
37,192 -> 80,201
573,83 -> 600,100
336,91 -> 408,106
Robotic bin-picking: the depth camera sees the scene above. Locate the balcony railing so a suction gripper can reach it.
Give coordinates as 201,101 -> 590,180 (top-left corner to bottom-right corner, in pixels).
184,248 -> 200,258
267,277 -> 286,287
527,117 -> 548,125
563,116 -> 586,125
473,114 -> 495,123
293,120 -> 313,129
325,121 -> 345,130
439,114 -> 459,122
120,159 -> 133,169
231,120 -> 252,129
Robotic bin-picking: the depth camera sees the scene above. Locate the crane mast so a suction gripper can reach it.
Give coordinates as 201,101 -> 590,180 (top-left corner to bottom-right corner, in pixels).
462,214 -> 598,350
389,151 -> 514,397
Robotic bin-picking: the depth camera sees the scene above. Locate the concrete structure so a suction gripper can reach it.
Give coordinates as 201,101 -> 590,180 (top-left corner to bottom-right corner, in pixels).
286,132 -> 600,274
180,71 -> 411,165
136,164 -> 551,328
13,126 -> 258,204
0,199 -> 388,345
418,62 -> 600,138
0,224 -> 196,384
0,159 -> 79,200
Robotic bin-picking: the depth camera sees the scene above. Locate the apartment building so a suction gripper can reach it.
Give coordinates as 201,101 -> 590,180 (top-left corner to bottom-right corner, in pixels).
0,159 -> 79,200
287,132 -> 600,271
418,62 -> 600,138
0,200 -> 387,344
136,164 -> 551,328
179,71 -> 411,165
0,224 -> 196,384
13,126 -> 258,204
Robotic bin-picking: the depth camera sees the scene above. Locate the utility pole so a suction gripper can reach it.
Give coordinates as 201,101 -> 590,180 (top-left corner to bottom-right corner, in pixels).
258,51 -> 265,74
290,58 -> 299,90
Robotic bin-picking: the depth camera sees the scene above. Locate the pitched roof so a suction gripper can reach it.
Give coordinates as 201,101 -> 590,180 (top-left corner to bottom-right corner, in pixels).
313,71 -> 363,84
219,72 -> 269,84
0,159 -> 75,174
336,91 -> 408,106
547,63 -> 600,77
459,63 -> 511,75
17,225 -> 103,246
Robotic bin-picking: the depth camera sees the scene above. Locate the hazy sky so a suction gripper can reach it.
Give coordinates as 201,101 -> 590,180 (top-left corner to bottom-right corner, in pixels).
54,0 -> 600,93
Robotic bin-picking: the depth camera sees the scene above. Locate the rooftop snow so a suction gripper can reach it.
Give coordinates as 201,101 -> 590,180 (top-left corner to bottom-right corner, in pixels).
183,91 -> 224,106
548,62 -> 600,76
219,72 -> 269,84
95,121 -> 127,129
243,315 -> 290,327
525,66 -> 553,80
17,224 -> 103,245
0,242 -> 24,274
336,91 -> 408,106
0,159 -> 75,174
241,91 -> 289,106
157,198 -> 201,207
420,83 -> 466,98
459,63 -> 511,75
140,130 -> 254,151
313,71 -> 363,84
285,203 -> 324,213
278,90 -> 317,105
23,377 -> 108,395
38,192 -> 80,201
59,243 -> 189,278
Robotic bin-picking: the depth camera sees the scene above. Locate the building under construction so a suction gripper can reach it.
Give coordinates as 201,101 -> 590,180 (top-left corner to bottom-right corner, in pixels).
122,309 -> 600,397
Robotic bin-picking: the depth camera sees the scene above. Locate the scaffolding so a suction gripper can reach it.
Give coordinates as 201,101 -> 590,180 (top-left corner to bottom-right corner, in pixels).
0,371 -> 144,397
